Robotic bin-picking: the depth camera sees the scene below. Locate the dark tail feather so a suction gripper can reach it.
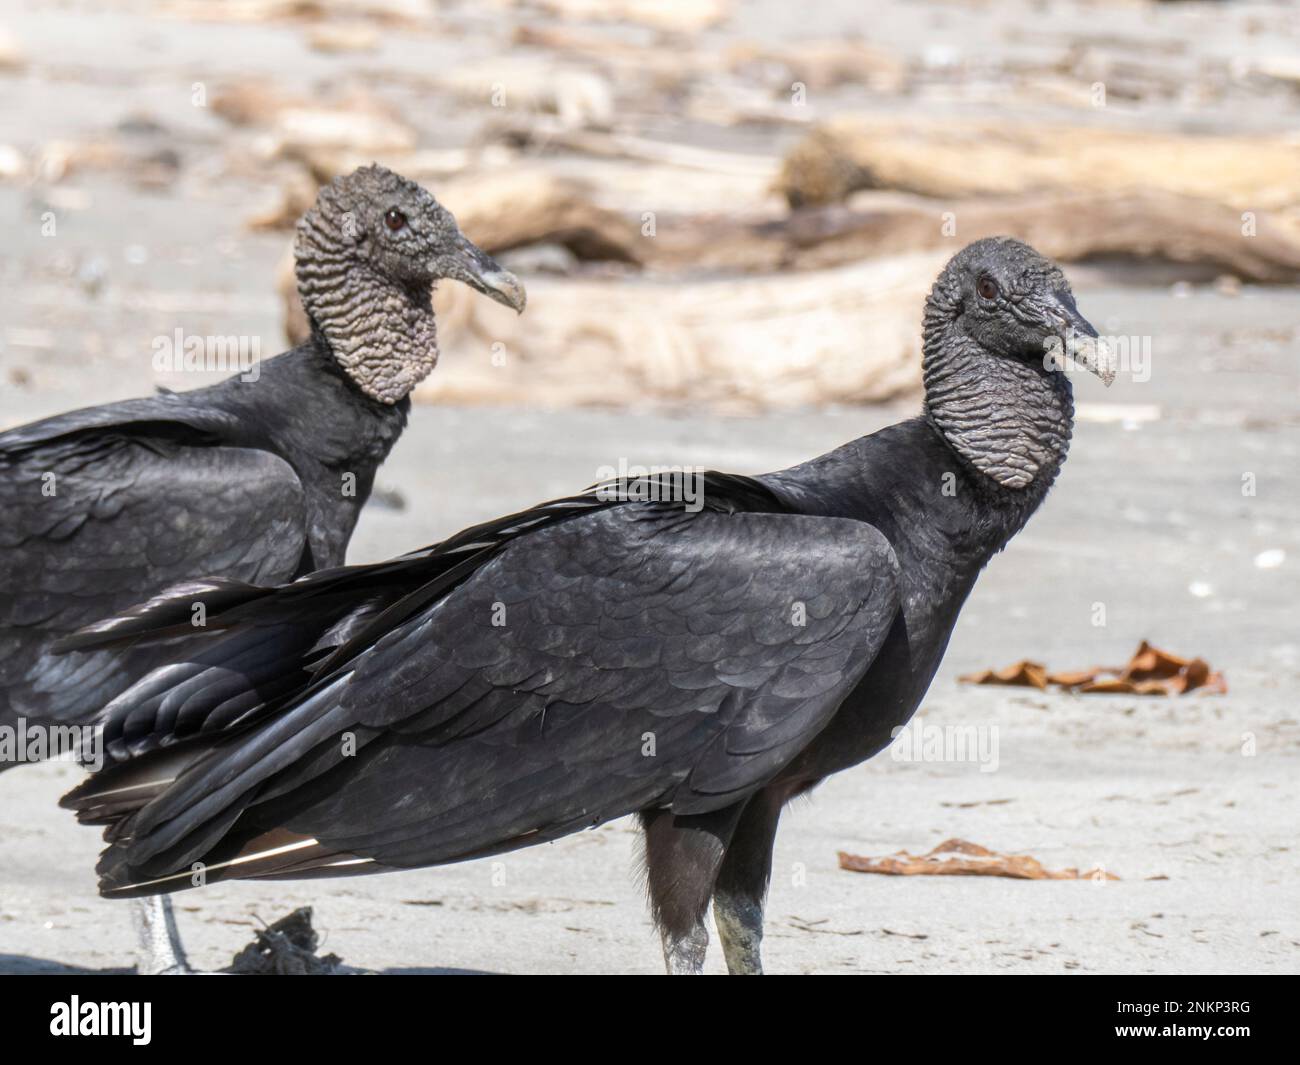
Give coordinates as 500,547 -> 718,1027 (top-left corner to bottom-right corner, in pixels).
55,578 -> 275,652
66,677 -> 357,896
95,826 -> 377,898
62,744 -> 212,825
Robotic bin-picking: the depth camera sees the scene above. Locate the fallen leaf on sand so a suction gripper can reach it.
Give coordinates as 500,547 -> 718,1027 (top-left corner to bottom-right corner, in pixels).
958,660 -> 1049,689
838,839 -> 1118,881
959,640 -> 1226,696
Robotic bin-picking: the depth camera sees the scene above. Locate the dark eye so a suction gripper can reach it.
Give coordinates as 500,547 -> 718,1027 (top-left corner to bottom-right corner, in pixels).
384,208 -> 406,232
977,276 -> 999,301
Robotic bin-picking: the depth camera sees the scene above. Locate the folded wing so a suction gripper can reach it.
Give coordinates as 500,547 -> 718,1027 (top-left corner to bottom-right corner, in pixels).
0,402 -> 307,729
69,501 -> 899,896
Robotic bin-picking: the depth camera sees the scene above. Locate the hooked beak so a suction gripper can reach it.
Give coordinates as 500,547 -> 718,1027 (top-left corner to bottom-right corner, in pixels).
441,235 -> 527,314
1047,290 -> 1114,387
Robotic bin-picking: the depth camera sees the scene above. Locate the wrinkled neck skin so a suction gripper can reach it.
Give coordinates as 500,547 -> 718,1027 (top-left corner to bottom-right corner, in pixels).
296,227 -> 438,405
922,299 -> 1073,498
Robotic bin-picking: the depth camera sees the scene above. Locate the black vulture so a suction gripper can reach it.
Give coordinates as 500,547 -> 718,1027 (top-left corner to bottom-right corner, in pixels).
1,164 -> 524,972
62,238 -> 1110,975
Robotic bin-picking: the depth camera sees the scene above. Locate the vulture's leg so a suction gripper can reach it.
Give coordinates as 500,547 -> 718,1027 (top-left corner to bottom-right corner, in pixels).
131,896 -> 191,975
713,790 -> 782,975
640,806 -> 744,975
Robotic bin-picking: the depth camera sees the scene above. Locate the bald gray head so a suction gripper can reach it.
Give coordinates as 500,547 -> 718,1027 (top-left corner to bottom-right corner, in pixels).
923,237 -> 1107,490
295,165 -> 525,404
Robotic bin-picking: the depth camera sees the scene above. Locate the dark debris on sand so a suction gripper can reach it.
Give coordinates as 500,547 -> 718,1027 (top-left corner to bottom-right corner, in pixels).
227,907 -> 343,975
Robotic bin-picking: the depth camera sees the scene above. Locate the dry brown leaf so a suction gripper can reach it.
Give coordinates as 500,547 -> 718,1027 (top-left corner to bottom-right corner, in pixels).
1044,668 -> 1096,687
838,839 -> 1118,881
958,660 -> 1048,690
1124,640 -> 1193,681
960,641 -> 1226,696
1077,677 -> 1140,694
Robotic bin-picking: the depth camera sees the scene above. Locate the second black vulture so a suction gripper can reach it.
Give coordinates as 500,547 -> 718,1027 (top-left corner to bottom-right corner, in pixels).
1,164 -> 524,972
63,238 -> 1110,975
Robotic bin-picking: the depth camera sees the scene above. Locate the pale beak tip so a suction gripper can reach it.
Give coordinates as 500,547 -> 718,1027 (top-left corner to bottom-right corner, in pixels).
483,270 -> 527,315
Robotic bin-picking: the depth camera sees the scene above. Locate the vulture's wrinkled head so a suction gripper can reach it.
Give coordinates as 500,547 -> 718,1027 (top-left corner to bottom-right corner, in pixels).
924,238 -> 1111,491
294,165 -> 526,405
930,237 -> 1111,384
297,165 -> 525,314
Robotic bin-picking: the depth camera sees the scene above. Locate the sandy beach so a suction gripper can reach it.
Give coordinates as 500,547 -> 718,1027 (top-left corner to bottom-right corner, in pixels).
1,0 -> 1297,974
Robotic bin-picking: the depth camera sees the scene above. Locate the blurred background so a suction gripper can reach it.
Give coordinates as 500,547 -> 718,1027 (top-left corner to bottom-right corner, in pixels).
1,0 -> 1297,973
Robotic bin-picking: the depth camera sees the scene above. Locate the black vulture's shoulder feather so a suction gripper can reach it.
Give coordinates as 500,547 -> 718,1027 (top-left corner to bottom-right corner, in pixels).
0,393 -> 239,456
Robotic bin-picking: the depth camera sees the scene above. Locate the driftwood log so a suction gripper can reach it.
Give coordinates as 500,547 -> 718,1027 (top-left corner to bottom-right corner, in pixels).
776,117 -> 1300,212
409,252 -> 938,412
281,246 -> 940,411
647,190 -> 1300,283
